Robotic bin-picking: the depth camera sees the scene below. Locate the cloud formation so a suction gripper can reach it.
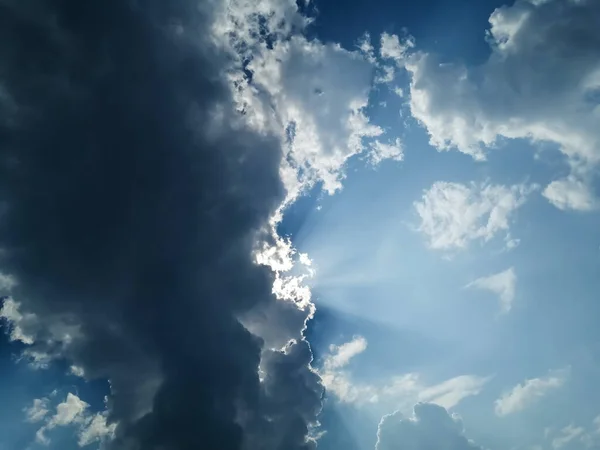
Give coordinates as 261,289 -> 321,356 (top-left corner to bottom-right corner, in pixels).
375,403 -> 483,450
414,181 -> 534,250
466,267 -> 517,313
319,337 -> 489,411
0,1 -> 326,448
495,368 -> 569,416
404,0 -> 600,208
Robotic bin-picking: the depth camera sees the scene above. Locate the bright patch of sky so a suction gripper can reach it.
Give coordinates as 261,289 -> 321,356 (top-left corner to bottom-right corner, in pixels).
1,0 -> 600,449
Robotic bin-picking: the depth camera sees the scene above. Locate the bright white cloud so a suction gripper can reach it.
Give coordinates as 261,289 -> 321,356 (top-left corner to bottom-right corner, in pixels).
467,267 -> 517,313
380,32 -> 414,64
403,0 -> 600,206
370,139 -> 404,165
29,392 -> 115,447
319,337 -> 489,411
414,181 -> 535,250
246,35 -> 383,197
543,176 -> 598,211
375,403 -> 483,450
495,368 -> 569,416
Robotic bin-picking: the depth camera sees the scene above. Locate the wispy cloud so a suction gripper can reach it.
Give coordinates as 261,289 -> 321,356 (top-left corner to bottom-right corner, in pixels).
495,368 -> 569,416
466,267 -> 517,313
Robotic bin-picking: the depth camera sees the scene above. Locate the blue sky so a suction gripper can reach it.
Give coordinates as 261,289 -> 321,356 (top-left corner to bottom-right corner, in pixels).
1,1 -> 600,450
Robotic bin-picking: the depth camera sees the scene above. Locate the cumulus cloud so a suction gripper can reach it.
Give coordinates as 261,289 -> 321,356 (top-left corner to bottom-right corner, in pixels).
375,403 -> 483,450
319,337 -> 489,411
403,0 -> 600,207
0,0 -> 332,448
29,393 -> 116,447
542,176 -> 598,211
414,181 -> 535,250
466,267 -> 517,313
495,368 -> 569,416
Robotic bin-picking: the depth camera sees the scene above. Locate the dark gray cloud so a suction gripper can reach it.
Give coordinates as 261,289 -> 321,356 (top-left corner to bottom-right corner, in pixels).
376,403 -> 483,450
0,0 -> 321,448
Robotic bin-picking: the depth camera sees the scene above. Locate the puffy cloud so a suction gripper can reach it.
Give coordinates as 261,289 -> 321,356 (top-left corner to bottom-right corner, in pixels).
414,181 -> 535,250
318,337 -> 488,411
380,32 -> 415,64
370,139 -> 404,165
375,403 -> 483,450
29,393 -> 116,447
244,35 -> 383,198
495,368 -> 569,416
0,0 -> 326,449
466,267 -> 517,313
404,0 -> 600,206
542,176 -> 598,211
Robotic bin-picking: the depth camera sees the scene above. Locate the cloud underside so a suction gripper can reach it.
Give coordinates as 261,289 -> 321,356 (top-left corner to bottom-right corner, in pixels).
406,0 -> 600,210
376,403 -> 483,450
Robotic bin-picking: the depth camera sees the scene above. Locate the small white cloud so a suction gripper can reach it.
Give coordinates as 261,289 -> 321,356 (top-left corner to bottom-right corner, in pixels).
324,336 -> 368,370
380,32 -> 414,65
370,138 -> 404,165
24,398 -> 50,423
375,65 -> 396,84
35,393 -> 89,445
414,181 -> 535,250
495,368 -> 568,416
30,392 -> 115,447
466,267 -> 517,313
543,176 -> 598,211
552,425 -> 585,449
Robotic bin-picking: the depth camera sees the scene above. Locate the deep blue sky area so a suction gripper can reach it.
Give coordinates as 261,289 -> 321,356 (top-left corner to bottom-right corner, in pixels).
308,0 -> 514,63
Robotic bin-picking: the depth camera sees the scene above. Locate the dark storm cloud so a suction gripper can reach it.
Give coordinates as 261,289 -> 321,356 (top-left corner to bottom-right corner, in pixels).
0,0 -> 321,448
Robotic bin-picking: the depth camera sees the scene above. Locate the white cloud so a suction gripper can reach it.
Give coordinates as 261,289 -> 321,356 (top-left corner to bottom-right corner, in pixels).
380,32 -> 414,64
319,337 -> 489,411
403,0 -> 600,203
30,392 -> 115,447
414,181 -> 535,250
24,398 -> 50,423
78,412 -> 117,448
375,403 -> 483,450
0,297 -> 36,345
543,176 -> 598,211
552,425 -> 585,449
35,393 -> 89,445
495,368 -> 568,416
466,267 -> 517,313
324,336 -> 368,370
370,138 -> 404,165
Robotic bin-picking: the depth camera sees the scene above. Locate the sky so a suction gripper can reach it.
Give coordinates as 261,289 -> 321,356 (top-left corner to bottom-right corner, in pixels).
0,0 -> 599,450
